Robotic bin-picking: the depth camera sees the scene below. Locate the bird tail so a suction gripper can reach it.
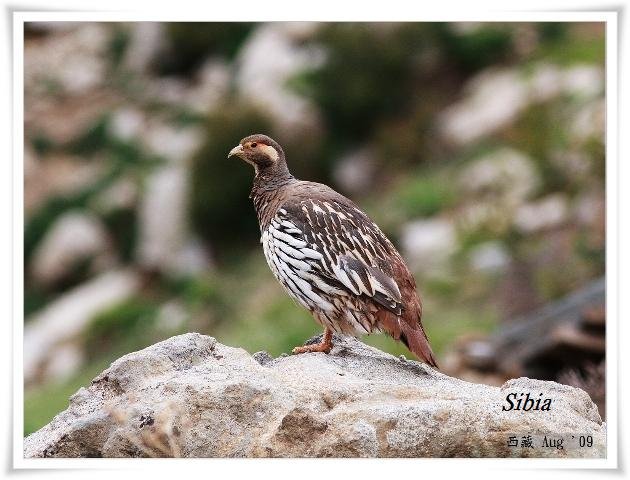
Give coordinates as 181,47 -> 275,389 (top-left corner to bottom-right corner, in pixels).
376,308 -> 439,368
399,321 -> 439,369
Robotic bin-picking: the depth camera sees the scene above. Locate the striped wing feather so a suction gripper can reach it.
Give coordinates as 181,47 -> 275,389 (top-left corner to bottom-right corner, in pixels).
277,198 -> 403,315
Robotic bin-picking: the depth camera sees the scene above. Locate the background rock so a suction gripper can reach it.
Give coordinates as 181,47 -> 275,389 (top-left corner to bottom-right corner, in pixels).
24,269 -> 141,385
24,333 -> 605,458
30,211 -> 112,287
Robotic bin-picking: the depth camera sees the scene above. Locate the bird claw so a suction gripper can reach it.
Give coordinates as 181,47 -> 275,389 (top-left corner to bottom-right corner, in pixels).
291,328 -> 334,355
291,342 -> 332,355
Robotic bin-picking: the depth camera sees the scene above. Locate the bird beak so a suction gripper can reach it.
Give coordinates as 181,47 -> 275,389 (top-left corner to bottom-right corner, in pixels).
228,144 -> 244,159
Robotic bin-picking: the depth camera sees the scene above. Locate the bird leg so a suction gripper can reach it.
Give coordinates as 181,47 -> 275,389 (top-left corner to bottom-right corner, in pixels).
292,328 -> 333,354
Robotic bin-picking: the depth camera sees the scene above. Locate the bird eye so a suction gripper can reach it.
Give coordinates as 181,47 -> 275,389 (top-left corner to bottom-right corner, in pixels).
251,142 -> 258,148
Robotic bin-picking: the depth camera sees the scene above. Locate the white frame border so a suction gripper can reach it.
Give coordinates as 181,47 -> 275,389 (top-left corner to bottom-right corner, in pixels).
11,9 -> 618,472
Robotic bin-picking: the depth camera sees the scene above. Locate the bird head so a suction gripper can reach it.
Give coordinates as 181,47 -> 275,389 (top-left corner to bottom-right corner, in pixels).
228,134 -> 287,175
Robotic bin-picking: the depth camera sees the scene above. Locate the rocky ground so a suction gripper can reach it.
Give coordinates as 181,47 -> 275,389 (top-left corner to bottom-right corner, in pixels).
24,333 -> 605,458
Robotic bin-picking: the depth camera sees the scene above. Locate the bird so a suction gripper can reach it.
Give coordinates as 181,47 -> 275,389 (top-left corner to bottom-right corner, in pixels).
228,133 -> 438,367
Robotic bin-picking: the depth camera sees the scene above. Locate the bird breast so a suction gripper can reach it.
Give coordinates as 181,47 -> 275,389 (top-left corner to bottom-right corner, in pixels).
261,212 -> 340,314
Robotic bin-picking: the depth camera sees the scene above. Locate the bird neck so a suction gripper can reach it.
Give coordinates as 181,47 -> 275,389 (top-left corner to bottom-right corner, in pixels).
250,163 -> 294,197
250,165 -> 295,230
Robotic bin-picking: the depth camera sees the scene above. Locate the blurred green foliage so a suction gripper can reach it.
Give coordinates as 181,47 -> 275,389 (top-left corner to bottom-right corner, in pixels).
157,22 -> 256,74
395,174 -> 458,218
295,24 -> 432,141
189,104 -> 273,253
433,22 -> 513,73
83,299 -> 160,360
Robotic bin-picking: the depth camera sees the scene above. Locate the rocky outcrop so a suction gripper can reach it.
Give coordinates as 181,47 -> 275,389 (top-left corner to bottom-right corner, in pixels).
24,333 -> 605,458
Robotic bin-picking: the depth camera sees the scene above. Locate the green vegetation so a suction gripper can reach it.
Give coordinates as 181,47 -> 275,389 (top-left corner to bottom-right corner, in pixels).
24,358 -> 113,436
189,105 -> 274,252
394,173 -> 458,218
158,22 -> 256,74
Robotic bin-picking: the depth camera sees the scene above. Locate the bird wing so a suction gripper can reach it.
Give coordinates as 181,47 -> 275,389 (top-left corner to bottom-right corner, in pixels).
271,198 -> 404,315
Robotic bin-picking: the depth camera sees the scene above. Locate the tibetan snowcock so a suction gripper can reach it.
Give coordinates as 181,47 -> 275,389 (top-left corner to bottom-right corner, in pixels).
229,134 -> 438,367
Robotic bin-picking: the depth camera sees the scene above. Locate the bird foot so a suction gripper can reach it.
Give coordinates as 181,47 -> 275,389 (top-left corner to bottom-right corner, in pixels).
292,328 -> 333,354
292,342 -> 332,355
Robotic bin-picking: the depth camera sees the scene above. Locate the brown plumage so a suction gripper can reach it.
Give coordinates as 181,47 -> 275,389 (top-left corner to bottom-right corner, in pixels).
228,133 -> 438,367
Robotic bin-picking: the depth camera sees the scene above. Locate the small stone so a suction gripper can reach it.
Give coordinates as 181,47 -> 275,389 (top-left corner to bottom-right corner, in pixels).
253,351 -> 274,366
332,148 -> 376,195
562,65 -> 604,99
468,241 -> 511,274
30,211 -> 111,287
401,218 -> 457,269
439,69 -> 528,145
459,148 -> 539,204
109,108 -> 145,142
514,194 -> 569,234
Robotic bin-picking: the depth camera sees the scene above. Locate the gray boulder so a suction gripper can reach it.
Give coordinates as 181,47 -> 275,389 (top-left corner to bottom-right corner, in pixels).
24,333 -> 605,458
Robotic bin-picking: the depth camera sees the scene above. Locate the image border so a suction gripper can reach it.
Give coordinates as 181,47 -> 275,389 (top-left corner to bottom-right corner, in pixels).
11,8 -> 619,471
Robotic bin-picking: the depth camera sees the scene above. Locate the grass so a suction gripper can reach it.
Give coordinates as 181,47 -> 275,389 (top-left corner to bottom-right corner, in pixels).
212,285 -> 320,357
394,174 -> 458,218
24,357 -> 112,436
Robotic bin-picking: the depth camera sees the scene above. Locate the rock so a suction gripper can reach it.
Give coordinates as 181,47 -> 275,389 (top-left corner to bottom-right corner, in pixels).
459,148 -> 539,204
400,218 -> 457,269
142,60 -> 231,115
91,177 -> 138,213
186,59 -> 231,115
136,165 -> 188,272
570,98 -> 605,144
142,123 -> 203,165
463,277 -> 605,389
529,63 -> 562,102
24,333 -> 605,458
438,63 -> 604,146
457,200 -> 513,237
439,69 -> 529,146
235,22 -> 324,135
468,241 -> 511,274
30,211 -> 112,287
253,351 -> 274,366
550,151 -> 592,182
456,148 -> 540,237
573,190 -> 605,228
169,237 -> 213,277
123,22 -> 166,73
513,194 -> 569,234
24,155 -> 106,217
135,164 -> 212,275
562,65 -> 604,99
24,23 -> 109,95
24,269 -> 141,385
109,108 -> 146,142
332,148 -> 377,195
